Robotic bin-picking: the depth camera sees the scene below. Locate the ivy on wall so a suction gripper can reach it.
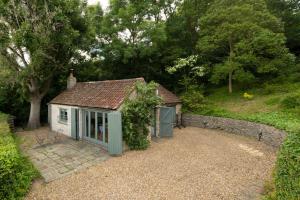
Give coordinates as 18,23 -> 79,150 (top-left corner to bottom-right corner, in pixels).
122,82 -> 161,150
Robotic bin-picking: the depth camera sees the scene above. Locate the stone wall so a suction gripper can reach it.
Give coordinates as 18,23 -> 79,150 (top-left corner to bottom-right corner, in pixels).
182,114 -> 286,147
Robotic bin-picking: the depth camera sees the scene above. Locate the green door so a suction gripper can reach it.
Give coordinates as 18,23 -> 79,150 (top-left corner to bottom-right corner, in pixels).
108,111 -> 123,156
159,107 -> 174,137
71,108 -> 79,140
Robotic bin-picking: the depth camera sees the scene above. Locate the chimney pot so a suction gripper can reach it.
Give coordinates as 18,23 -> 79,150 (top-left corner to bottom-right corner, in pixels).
67,69 -> 77,89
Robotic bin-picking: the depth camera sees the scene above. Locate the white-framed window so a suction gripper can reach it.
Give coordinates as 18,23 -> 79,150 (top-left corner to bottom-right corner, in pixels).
59,108 -> 68,122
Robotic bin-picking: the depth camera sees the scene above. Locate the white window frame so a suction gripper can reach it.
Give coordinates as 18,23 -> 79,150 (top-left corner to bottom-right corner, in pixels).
59,108 -> 68,123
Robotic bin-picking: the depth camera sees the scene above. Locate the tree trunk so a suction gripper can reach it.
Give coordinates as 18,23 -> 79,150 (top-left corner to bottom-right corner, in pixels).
27,96 -> 42,129
26,77 -> 52,129
228,71 -> 233,93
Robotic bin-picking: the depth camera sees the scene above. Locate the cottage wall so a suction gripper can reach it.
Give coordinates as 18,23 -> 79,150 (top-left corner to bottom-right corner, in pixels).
50,104 -> 72,137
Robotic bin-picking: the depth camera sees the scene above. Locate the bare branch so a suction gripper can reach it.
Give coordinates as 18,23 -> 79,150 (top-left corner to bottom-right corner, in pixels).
8,46 -> 29,67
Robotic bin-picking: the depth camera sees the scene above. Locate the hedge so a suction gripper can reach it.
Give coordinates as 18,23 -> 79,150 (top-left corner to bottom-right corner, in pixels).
272,131 -> 300,199
0,114 -> 38,200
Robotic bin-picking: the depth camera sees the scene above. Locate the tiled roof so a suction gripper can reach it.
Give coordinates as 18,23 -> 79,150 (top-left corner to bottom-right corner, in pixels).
158,85 -> 181,105
50,78 -> 145,110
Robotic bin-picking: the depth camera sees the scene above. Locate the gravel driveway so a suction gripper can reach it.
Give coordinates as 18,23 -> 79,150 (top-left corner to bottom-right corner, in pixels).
26,127 -> 277,200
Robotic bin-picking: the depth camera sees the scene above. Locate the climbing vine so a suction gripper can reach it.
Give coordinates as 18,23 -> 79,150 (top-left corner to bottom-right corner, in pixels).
122,82 -> 161,150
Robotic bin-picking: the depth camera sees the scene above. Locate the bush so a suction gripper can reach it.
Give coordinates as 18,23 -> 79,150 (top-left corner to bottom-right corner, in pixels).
281,94 -> 300,109
243,92 -> 254,100
264,97 -> 281,106
273,131 -> 300,199
122,82 -> 161,150
0,114 -> 38,200
181,86 -> 205,111
262,83 -> 290,95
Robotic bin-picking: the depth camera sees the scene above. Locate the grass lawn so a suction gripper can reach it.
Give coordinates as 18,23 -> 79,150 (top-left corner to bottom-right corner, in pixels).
193,82 -> 300,133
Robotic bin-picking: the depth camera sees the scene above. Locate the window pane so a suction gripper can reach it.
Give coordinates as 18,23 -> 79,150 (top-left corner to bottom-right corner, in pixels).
59,109 -> 68,122
97,113 -> 103,142
64,111 -> 68,121
90,112 -> 95,139
105,113 -> 108,143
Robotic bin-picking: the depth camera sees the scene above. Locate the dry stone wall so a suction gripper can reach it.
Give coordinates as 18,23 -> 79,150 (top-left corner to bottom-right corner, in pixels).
182,114 -> 286,147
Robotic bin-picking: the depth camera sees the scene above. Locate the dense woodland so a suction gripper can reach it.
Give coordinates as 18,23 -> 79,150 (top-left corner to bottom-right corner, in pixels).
0,0 -> 299,127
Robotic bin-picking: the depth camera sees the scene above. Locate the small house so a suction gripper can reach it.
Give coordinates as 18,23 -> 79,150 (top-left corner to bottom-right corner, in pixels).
48,72 -> 181,154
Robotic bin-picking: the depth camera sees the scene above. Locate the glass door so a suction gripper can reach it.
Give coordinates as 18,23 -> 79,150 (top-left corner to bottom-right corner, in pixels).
97,112 -> 104,143
84,110 -> 108,148
90,112 -> 96,139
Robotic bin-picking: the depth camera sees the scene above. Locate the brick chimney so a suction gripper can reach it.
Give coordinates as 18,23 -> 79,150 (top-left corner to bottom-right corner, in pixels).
67,69 -> 77,89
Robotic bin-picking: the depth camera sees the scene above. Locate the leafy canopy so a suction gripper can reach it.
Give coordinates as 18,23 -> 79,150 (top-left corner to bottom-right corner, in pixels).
197,0 -> 295,92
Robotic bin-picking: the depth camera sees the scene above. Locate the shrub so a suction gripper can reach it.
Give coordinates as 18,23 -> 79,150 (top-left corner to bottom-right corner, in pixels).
281,94 -> 300,109
273,131 -> 300,199
180,86 -> 205,111
243,92 -> 254,100
122,82 -> 161,150
263,84 -> 288,95
264,97 -> 281,106
0,114 -> 38,200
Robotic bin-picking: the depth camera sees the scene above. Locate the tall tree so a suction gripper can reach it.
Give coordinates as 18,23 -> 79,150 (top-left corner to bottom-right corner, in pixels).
98,0 -> 178,81
0,0 -> 91,128
267,0 -> 300,57
197,0 -> 295,93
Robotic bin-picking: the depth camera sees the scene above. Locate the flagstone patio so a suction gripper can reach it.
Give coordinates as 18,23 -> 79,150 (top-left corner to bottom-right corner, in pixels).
18,127 -> 110,182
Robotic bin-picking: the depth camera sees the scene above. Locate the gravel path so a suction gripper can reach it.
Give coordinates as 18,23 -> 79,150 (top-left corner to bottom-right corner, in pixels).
26,127 -> 277,200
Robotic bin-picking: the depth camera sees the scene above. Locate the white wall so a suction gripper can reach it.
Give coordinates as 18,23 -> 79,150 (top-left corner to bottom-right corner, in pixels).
50,104 -> 72,137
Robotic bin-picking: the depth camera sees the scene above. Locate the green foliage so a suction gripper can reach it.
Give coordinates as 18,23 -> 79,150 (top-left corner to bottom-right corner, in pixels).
197,0 -> 295,93
281,94 -> 300,109
243,92 -> 254,100
97,0 -> 177,80
267,0 -> 300,56
262,178 -> 277,200
262,83 -> 292,95
273,131 -> 300,200
0,113 -> 39,199
265,97 -> 281,106
0,0 -> 93,127
180,86 -> 205,111
122,82 -> 161,150
167,55 -> 205,91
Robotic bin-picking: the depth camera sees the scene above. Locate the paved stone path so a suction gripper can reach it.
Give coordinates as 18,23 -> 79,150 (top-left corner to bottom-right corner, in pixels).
18,128 -> 109,182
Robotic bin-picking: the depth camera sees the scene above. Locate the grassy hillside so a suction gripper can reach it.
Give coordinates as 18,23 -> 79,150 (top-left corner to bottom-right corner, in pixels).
193,82 -> 300,133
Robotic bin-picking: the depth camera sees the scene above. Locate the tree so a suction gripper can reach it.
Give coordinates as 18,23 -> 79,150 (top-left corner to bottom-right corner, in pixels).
197,0 -> 295,93
162,0 -> 212,74
167,55 -> 205,91
0,0 -> 91,128
97,0 -> 179,80
267,0 -> 300,57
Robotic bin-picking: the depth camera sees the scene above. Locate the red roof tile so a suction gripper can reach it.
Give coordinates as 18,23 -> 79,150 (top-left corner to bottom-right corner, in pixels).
158,85 -> 181,105
50,78 -> 145,110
